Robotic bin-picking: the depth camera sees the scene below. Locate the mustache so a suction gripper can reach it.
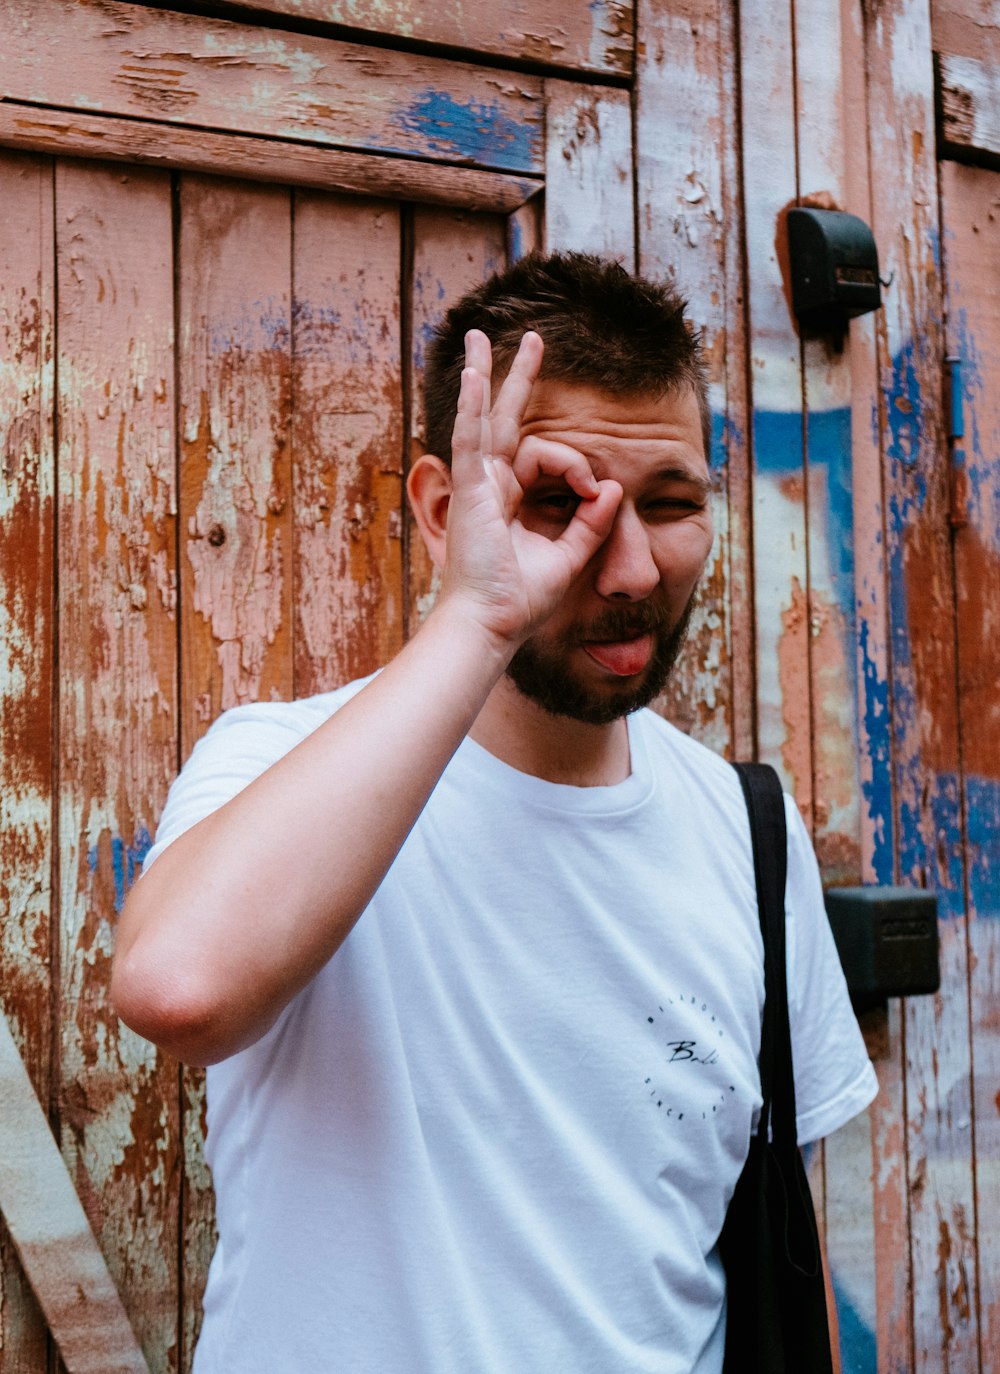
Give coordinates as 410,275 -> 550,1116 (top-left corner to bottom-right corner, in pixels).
575,601 -> 672,643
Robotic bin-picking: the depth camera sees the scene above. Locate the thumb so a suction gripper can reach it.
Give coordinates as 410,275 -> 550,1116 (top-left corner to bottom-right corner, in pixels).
551,480 -> 623,574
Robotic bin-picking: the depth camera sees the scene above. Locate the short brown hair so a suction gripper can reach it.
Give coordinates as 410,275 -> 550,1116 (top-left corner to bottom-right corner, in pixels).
422,251 -> 711,464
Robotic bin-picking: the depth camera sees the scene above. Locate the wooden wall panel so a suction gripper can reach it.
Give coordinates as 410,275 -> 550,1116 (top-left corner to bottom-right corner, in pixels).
942,157 -> 1000,1372
292,193 -> 404,695
543,82 -> 634,267
178,176 -> 294,750
0,150 -> 55,1374
3,0 -> 545,176
737,0 -> 813,816
54,160 -> 180,1374
863,3 -> 976,1370
170,0 -> 635,77
407,208 -> 507,627
634,0 -> 749,760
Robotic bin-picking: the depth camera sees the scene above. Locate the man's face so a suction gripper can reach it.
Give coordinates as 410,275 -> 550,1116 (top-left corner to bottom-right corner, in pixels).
507,379 -> 714,725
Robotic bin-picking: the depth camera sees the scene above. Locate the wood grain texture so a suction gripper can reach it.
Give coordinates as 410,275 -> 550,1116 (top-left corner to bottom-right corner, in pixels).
941,157 -> 1000,1373
178,175 -> 294,752
634,0 -> 747,760
55,159 -> 180,1374
0,104 -> 541,214
937,52 -> 1000,160
292,192 -> 404,695
0,148 -> 55,1374
737,0 -> 812,819
3,0 -> 545,175
542,81 -> 634,267
165,0 -> 635,76
407,207 -> 506,628
931,0 -> 1000,64
0,1017 -> 149,1374
506,196 -> 543,263
863,2 -> 977,1369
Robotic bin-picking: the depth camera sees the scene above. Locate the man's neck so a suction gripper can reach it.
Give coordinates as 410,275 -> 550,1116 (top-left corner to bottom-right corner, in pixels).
468,675 -> 632,787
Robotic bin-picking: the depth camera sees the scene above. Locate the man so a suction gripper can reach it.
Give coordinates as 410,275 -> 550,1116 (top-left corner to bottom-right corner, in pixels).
112,253 -> 876,1373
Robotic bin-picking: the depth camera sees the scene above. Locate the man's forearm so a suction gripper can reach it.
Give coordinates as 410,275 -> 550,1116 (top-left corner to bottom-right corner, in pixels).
111,599 -> 512,1066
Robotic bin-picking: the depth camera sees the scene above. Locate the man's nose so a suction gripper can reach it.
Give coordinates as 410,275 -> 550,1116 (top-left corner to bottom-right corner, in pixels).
592,506 -> 660,601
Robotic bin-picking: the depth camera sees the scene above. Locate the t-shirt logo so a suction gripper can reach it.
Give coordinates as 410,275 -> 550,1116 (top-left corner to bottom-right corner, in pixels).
643,993 -> 735,1123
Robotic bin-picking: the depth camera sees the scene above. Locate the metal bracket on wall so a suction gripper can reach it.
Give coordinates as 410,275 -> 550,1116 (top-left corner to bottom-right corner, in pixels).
0,1013 -> 151,1374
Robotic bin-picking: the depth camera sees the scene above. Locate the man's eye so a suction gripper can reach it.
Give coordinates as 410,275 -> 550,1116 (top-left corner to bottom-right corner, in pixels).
531,491 -> 579,515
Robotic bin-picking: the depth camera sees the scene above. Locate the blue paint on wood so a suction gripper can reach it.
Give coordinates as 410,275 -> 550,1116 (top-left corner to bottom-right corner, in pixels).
966,775 -> 1000,920
833,1273 -> 877,1374
209,304 -> 290,358
749,408 -> 803,474
390,91 -> 539,172
859,616 -> 895,885
88,827 -> 153,914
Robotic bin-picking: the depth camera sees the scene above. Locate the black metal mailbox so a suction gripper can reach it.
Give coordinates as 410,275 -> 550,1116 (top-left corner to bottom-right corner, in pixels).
824,886 -> 940,1013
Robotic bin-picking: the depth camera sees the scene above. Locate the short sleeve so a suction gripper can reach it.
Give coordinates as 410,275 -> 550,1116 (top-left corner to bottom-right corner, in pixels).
783,796 -> 879,1144
142,678 -> 372,874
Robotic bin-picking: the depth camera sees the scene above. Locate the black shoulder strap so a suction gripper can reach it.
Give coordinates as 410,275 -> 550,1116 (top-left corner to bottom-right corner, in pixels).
732,763 -> 798,1153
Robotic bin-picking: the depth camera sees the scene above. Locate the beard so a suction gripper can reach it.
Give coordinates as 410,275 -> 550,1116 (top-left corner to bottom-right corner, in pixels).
505,592 -> 697,727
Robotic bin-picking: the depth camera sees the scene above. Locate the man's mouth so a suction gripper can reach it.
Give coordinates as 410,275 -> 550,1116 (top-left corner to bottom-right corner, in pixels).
582,632 -> 655,677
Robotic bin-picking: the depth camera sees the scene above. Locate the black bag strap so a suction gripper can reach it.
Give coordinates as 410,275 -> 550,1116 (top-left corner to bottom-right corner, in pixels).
732,763 -> 798,1153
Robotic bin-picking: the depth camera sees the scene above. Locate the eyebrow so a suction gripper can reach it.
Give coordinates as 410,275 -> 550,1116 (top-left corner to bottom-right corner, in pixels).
651,465 -> 715,496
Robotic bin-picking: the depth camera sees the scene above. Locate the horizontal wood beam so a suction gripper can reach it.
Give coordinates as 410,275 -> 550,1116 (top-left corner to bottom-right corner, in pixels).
937,52 -> 1000,162
2,0 -> 545,176
0,104 -> 541,211
131,0 -> 635,78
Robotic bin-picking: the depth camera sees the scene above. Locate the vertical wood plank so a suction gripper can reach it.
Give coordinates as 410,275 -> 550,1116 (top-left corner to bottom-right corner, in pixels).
634,0 -> 748,758
55,159 -> 180,1374
0,149 -> 55,1374
543,82 -> 635,268
176,174 -> 294,1367
941,158 -> 1000,1373
737,0 -> 813,816
292,193 -> 404,696
863,4 -> 976,1371
507,197 -> 542,264
178,175 -> 294,748
407,208 -> 506,627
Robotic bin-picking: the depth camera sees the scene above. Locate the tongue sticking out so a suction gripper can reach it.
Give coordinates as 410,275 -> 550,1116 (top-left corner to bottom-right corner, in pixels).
584,633 -> 654,677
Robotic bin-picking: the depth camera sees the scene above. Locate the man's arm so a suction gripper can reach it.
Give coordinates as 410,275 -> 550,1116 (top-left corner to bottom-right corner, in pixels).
111,331 -> 621,1066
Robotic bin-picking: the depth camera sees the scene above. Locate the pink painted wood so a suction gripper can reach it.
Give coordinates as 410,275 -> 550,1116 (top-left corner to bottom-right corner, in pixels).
634,0 -> 748,761
0,149 -> 56,1374
941,157 -> 1000,1373
54,159 -> 180,1374
292,192 -> 405,695
2,0 -> 545,176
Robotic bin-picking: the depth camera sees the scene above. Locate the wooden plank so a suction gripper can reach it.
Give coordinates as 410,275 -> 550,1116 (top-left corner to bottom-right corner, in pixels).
941,157 -> 1000,1372
634,0 -> 747,759
543,82 -> 634,266
0,1016 -> 149,1374
407,208 -> 506,628
506,196 -> 543,263
937,53 -> 1000,161
176,174 -> 295,1366
55,158 -> 180,1374
291,193 -> 405,696
2,0 -> 545,176
738,0 -> 812,815
0,147 -> 54,1374
931,0 -> 1000,64
862,3 -> 977,1370
0,104 -> 540,215
178,174 -> 294,749
159,0 -> 635,78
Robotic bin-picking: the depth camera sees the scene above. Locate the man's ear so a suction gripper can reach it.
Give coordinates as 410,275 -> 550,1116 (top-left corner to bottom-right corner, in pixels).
406,455 -> 453,569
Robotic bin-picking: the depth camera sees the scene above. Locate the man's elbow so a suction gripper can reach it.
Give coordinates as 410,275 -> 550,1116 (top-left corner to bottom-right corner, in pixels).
110,949 -> 231,1068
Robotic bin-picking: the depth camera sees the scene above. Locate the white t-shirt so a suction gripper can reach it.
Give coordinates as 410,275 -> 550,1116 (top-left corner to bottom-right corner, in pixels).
144,678 -> 877,1374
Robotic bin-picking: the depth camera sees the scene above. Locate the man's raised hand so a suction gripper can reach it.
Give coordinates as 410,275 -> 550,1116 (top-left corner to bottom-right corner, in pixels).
440,329 -> 622,649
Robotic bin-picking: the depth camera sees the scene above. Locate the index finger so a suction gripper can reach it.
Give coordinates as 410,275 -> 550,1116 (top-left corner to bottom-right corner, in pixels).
490,331 -> 544,462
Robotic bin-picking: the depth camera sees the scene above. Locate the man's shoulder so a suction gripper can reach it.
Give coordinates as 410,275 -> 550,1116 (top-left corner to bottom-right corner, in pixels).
201,673 -> 377,748
633,707 -> 742,795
